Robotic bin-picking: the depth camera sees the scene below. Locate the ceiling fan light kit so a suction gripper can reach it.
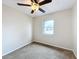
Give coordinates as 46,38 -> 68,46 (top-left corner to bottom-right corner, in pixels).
17,0 -> 52,14
31,3 -> 39,11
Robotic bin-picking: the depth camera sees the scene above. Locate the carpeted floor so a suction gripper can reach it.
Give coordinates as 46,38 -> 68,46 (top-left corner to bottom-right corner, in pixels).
3,43 -> 76,59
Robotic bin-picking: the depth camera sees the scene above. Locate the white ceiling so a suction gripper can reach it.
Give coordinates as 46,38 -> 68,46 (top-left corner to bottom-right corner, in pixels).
3,0 -> 76,17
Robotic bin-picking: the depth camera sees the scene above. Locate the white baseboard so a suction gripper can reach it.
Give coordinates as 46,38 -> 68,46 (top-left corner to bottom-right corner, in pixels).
3,41 -> 32,56
33,40 -> 73,51
72,50 -> 77,58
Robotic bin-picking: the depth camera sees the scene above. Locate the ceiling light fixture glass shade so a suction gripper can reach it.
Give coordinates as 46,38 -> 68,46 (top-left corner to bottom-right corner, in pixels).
31,3 -> 39,11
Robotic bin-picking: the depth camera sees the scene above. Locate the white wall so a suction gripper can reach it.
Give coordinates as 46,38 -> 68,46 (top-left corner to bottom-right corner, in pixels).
2,5 -> 32,56
33,9 -> 73,50
72,4 -> 77,56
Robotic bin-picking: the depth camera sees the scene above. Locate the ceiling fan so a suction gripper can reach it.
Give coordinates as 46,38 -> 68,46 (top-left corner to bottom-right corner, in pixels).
17,0 -> 52,14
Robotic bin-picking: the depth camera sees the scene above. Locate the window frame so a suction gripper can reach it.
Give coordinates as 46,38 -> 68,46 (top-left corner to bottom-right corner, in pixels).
42,19 -> 55,35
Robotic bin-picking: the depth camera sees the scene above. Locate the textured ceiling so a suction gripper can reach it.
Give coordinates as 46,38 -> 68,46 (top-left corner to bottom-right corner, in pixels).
3,0 -> 76,17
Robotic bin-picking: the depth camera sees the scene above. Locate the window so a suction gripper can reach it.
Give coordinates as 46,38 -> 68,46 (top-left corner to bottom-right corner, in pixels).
43,20 -> 54,34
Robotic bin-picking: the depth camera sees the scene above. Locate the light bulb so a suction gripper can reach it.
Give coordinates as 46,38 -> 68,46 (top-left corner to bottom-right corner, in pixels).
31,3 -> 39,11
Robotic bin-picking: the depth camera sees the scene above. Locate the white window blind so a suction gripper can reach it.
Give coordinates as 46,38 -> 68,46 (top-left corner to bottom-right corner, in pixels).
43,20 -> 54,34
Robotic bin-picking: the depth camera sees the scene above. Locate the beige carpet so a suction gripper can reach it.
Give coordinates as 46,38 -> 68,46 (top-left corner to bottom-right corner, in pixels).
3,43 -> 76,59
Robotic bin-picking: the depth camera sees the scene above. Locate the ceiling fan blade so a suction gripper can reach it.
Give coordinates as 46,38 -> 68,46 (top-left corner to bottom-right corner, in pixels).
39,0 -> 52,6
31,0 -> 38,3
31,0 -> 33,2
17,3 -> 31,6
39,8 -> 45,13
31,10 -> 34,14
34,0 -> 38,3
